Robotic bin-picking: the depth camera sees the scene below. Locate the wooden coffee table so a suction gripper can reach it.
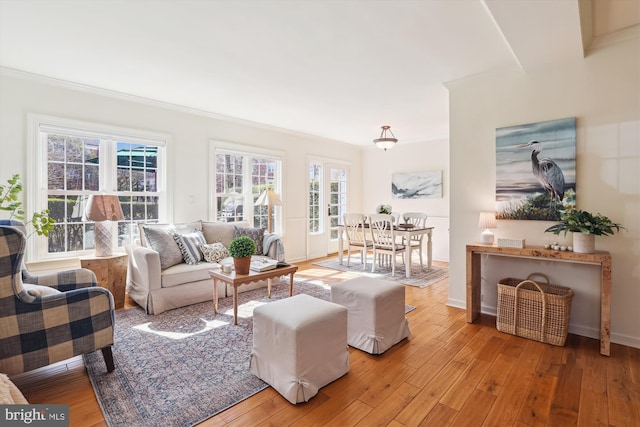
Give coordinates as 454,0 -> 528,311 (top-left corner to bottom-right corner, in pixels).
208,264 -> 298,325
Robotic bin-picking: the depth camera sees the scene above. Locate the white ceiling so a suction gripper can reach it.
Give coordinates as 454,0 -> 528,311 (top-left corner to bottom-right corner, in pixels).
1,0 -> 638,146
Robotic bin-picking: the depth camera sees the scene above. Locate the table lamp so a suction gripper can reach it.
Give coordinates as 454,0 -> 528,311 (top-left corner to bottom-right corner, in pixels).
256,189 -> 282,233
478,211 -> 497,244
84,195 -> 125,256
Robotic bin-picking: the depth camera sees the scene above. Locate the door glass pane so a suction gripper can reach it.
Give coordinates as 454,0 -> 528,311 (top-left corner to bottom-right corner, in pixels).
329,168 -> 347,240
309,163 -> 322,233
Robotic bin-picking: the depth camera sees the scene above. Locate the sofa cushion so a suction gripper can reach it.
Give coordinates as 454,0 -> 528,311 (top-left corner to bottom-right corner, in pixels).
160,262 -> 216,288
202,221 -> 249,247
141,224 -> 183,270
233,226 -> 265,255
174,231 -> 206,265
200,242 -> 229,263
139,221 -> 202,247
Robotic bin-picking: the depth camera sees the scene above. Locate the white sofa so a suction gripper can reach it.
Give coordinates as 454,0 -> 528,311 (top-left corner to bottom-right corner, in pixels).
126,220 -> 284,314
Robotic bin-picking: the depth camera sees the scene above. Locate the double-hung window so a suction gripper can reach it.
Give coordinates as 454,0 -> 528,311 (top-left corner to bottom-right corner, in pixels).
213,146 -> 282,231
29,115 -> 167,260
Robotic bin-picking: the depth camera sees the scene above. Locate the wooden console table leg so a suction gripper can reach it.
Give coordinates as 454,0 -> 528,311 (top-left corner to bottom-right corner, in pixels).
466,249 -> 482,323
601,257 -> 612,356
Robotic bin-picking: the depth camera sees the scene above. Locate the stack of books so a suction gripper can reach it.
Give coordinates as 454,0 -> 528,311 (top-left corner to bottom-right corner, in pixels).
250,259 -> 278,272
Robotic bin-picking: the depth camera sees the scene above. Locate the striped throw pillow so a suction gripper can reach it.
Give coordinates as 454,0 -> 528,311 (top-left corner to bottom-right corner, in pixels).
173,231 -> 206,265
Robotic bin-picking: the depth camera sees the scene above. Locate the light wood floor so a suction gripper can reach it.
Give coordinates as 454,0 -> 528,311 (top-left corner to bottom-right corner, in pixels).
10,258 -> 640,426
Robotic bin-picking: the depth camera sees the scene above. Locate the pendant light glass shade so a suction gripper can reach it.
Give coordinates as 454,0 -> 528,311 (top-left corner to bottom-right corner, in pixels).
373,125 -> 398,151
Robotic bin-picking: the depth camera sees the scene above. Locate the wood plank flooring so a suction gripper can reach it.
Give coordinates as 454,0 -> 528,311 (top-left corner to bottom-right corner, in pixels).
9,258 -> 640,426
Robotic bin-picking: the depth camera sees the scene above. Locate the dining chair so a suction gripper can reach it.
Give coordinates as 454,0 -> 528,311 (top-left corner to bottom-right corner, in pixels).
402,212 -> 428,267
343,213 -> 373,270
369,214 -> 406,276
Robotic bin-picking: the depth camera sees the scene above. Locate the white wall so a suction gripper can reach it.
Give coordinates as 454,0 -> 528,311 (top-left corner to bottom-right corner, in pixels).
0,72 -> 363,262
362,139 -> 450,261
447,37 -> 640,348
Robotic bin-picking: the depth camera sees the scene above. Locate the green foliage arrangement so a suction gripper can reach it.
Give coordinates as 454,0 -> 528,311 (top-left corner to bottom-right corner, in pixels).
376,204 -> 392,214
0,173 -> 55,237
228,236 -> 256,258
545,208 -> 625,236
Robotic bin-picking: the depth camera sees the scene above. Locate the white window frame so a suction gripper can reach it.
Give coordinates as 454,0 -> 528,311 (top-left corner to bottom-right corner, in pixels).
209,140 -> 284,232
27,114 -> 171,261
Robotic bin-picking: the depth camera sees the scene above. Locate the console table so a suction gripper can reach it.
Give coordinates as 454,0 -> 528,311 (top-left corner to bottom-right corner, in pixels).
466,244 -> 612,356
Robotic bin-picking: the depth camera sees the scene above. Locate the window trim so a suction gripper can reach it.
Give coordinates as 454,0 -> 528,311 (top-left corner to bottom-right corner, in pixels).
208,140 -> 285,231
27,113 -> 172,261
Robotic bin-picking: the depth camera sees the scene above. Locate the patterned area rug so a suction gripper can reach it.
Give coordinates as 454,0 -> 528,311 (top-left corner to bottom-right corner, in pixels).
84,280 -> 332,427
313,257 -> 449,288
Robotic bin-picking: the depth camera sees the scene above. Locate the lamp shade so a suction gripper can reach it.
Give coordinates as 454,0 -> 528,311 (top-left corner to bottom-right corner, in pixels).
84,195 -> 125,222
478,212 -> 497,230
256,189 -> 283,207
256,189 -> 282,233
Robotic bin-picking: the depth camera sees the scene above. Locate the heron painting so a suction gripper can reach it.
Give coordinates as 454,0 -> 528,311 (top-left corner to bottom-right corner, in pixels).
496,117 -> 576,221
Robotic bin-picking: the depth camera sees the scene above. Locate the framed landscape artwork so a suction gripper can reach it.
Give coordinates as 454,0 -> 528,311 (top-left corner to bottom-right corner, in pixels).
392,170 -> 442,199
496,117 -> 576,221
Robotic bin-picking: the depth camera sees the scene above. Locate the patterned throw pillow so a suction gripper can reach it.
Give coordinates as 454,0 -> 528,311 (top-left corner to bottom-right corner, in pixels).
233,226 -> 265,255
200,242 -> 229,263
173,231 -> 207,265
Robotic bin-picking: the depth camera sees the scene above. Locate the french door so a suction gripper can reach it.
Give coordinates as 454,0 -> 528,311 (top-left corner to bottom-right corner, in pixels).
307,161 -> 348,259
327,167 -> 348,254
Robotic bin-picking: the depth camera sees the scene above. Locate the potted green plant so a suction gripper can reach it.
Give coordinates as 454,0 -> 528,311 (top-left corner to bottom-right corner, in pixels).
376,204 -> 392,214
545,208 -> 625,253
1,173 -> 55,237
227,235 -> 256,274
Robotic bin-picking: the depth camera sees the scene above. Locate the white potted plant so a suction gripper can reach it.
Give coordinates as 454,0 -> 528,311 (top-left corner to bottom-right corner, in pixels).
545,208 -> 625,253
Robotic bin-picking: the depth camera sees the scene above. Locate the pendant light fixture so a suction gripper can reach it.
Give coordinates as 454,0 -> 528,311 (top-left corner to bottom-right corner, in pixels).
373,125 -> 398,151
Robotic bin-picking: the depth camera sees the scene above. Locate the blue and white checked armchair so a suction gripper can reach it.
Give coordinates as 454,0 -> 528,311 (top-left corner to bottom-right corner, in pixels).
0,221 -> 115,375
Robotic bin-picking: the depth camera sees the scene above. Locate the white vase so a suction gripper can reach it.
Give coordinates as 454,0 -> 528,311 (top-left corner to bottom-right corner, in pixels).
573,233 -> 595,254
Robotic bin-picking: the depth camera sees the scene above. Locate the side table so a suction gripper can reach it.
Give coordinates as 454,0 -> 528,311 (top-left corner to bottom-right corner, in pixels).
80,253 -> 128,310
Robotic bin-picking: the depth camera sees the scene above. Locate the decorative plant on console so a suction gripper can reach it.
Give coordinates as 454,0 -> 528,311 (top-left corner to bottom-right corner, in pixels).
545,208 -> 625,254
0,173 -> 55,237
228,235 -> 257,274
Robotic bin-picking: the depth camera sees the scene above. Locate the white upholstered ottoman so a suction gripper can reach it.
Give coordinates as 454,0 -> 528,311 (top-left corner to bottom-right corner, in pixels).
331,276 -> 410,354
250,294 -> 349,404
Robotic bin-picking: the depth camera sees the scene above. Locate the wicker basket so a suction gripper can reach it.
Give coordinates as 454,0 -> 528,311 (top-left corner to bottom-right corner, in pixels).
497,273 -> 574,346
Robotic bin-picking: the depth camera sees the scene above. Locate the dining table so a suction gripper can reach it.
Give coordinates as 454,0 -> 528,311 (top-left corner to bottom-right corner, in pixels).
337,223 -> 434,278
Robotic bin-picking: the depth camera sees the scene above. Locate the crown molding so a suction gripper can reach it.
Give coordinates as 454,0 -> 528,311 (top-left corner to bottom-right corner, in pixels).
0,66 -> 348,145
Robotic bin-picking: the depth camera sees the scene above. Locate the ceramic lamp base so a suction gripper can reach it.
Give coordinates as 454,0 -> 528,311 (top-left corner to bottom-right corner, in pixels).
480,229 -> 495,244
94,221 -> 114,257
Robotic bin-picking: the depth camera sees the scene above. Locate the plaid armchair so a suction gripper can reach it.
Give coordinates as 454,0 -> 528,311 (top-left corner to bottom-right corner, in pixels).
0,223 -> 115,375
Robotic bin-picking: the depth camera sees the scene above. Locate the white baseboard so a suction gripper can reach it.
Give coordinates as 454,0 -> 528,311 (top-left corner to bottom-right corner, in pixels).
445,300 -> 640,350
446,298 -> 465,310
